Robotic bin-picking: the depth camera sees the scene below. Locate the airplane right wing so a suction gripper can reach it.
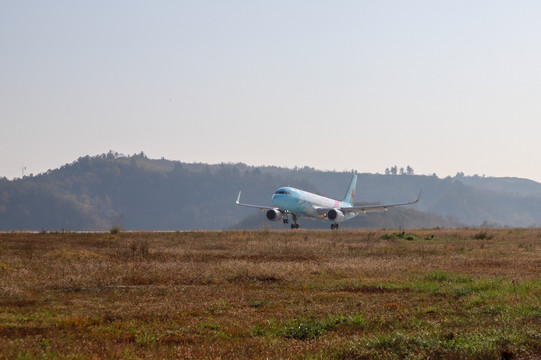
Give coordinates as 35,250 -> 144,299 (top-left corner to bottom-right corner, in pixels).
235,191 -> 277,211
340,191 -> 421,214
316,191 -> 421,215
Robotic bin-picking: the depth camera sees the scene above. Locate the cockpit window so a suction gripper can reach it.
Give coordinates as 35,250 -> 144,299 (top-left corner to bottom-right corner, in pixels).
275,190 -> 291,195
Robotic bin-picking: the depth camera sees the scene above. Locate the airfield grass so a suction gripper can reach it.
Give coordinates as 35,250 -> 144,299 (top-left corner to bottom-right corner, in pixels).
1,229 -> 541,359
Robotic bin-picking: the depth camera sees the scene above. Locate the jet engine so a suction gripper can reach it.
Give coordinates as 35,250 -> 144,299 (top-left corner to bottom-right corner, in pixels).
327,209 -> 345,222
266,209 -> 283,222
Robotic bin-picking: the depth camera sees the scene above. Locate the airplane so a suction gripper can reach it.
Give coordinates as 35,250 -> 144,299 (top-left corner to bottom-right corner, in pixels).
235,174 -> 421,229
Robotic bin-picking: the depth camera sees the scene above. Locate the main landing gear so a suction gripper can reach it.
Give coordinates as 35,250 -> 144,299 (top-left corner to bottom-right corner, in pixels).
331,223 -> 339,230
283,213 -> 300,229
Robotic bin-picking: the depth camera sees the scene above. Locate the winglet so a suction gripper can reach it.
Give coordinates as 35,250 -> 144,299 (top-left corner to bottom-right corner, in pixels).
408,190 -> 422,205
236,191 -> 242,205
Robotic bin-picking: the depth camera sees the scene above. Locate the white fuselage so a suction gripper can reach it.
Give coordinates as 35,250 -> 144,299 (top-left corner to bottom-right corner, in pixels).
271,187 -> 352,221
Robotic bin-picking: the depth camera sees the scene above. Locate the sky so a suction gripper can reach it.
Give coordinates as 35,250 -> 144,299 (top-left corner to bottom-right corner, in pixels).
2,1 -> 541,181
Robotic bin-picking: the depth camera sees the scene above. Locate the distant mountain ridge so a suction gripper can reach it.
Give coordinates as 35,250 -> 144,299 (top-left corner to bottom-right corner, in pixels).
1,152 -> 541,230
456,174 -> 541,197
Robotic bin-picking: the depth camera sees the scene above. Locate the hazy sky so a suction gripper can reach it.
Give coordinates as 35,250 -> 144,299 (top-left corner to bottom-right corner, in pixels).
2,1 -> 541,181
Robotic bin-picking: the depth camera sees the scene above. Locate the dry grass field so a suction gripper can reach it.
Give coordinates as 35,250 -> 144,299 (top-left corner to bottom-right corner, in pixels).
1,229 -> 541,359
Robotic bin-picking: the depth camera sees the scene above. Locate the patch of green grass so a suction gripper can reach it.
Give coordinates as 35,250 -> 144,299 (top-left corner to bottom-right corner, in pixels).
346,313 -> 366,328
331,329 -> 527,359
455,275 -> 475,283
280,318 -> 330,340
280,315 -> 347,340
257,314 -> 366,340
452,286 -> 477,298
424,270 -> 450,282
134,330 -> 157,346
332,281 -> 406,294
514,305 -> 541,317
198,322 -> 221,331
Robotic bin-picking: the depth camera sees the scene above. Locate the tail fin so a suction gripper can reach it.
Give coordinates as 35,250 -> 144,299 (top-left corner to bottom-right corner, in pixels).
342,174 -> 357,205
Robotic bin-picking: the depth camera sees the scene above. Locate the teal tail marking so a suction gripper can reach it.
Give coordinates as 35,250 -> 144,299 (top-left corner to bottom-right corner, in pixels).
342,174 -> 357,205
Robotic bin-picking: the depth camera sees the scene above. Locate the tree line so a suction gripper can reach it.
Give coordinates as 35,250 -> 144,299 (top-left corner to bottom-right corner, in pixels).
384,165 -> 414,175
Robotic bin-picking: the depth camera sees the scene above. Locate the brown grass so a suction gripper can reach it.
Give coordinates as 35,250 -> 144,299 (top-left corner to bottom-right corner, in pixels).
1,229 -> 541,359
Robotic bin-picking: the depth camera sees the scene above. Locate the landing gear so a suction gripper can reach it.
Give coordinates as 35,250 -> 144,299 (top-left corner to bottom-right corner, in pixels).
331,223 -> 339,230
290,214 -> 300,229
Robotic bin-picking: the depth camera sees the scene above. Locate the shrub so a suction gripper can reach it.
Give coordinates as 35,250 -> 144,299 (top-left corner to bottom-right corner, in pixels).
109,226 -> 121,234
110,215 -> 123,234
381,231 -> 416,241
472,231 -> 493,240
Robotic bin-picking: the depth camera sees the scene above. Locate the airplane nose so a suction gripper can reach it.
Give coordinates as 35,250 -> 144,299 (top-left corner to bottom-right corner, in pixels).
272,194 -> 285,207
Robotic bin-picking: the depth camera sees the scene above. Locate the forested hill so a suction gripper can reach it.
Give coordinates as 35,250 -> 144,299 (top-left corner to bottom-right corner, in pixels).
1,152 -> 541,230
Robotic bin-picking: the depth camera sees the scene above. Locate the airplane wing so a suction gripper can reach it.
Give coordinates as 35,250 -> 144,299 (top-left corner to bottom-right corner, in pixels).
235,191 -> 277,211
316,191 -> 421,215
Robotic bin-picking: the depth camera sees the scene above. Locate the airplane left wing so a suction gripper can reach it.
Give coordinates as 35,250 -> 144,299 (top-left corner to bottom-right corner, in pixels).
235,191 -> 277,211
316,191 -> 421,215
